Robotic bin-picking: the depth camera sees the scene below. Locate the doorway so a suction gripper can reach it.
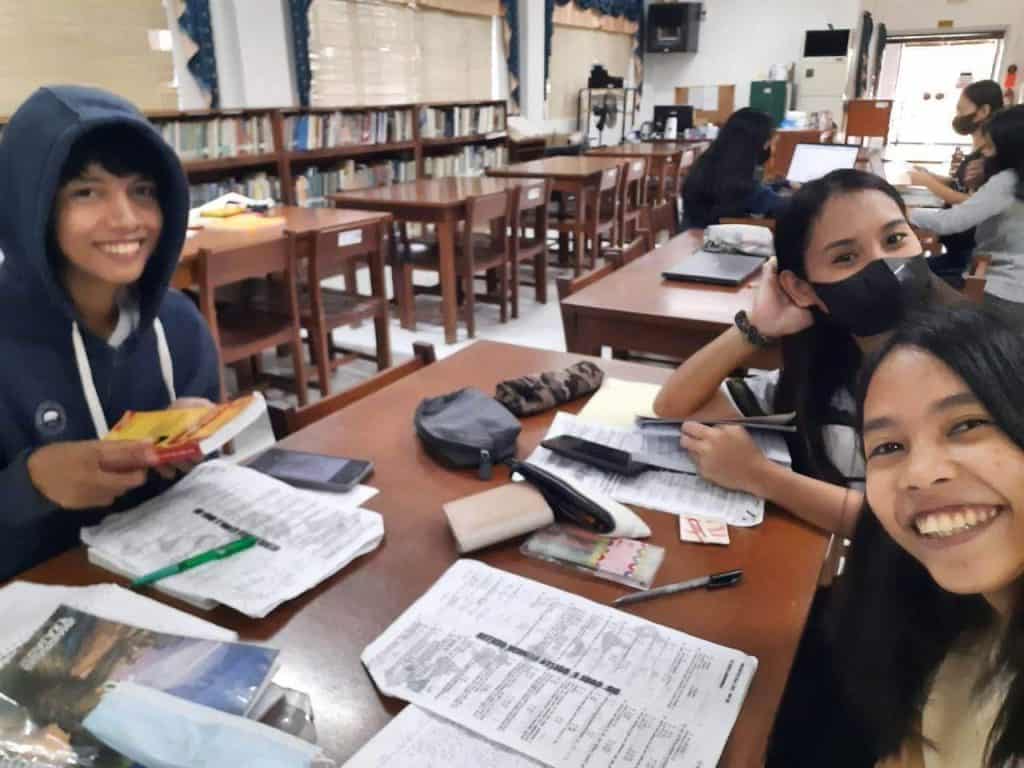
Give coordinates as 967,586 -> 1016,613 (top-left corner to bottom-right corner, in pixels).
878,31 -> 1003,158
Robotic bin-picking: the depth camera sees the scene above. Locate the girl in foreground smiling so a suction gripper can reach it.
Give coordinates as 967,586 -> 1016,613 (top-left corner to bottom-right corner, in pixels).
834,304 -> 1024,767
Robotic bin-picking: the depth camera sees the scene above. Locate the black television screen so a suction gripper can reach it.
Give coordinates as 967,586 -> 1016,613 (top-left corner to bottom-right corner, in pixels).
804,29 -> 850,57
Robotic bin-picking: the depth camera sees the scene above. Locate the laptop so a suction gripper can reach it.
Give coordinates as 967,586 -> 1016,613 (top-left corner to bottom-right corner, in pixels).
662,250 -> 766,286
786,143 -> 860,183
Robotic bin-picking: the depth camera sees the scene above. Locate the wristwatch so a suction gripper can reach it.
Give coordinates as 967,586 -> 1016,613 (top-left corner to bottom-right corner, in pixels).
734,310 -> 777,348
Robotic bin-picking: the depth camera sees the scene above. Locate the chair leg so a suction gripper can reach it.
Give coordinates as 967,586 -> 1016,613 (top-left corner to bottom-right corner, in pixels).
511,253 -> 521,320
373,307 -> 392,371
462,273 -> 476,338
499,261 -> 509,324
393,261 -> 416,330
313,324 -> 331,397
534,250 -> 547,304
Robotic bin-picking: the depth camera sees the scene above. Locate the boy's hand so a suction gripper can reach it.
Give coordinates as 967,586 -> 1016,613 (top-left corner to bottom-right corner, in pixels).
28,440 -> 158,509
151,397 -> 217,479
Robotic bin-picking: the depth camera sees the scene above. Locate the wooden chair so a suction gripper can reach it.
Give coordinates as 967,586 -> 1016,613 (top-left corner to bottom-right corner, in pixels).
641,151 -> 682,245
509,180 -> 551,318
391,189 -> 512,339
556,260 -> 618,301
303,223 -> 391,395
196,234 -> 309,406
549,165 -> 621,270
844,99 -> 893,146
602,234 -> 650,269
638,196 -> 678,248
618,157 -> 648,246
270,343 -> 436,438
963,253 -> 991,303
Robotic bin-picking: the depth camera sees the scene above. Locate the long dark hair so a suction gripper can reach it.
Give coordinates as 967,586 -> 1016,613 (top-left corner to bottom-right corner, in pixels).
962,79 -> 1005,118
984,104 -> 1024,200
682,108 -> 775,225
772,169 -> 909,486
834,304 -> 1024,766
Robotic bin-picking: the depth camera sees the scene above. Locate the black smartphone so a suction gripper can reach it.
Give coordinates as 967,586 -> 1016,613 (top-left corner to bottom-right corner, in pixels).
540,436 -> 648,477
247,448 -> 374,492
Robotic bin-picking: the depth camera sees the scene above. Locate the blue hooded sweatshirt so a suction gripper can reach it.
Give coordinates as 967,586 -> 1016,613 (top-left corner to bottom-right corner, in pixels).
0,86 -> 220,581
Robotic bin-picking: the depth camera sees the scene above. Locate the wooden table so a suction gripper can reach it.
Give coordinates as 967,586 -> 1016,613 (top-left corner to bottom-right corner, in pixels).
331,178 -> 536,345
175,206 -> 392,289
488,157 -> 624,275
560,230 -> 778,366
15,341 -> 827,767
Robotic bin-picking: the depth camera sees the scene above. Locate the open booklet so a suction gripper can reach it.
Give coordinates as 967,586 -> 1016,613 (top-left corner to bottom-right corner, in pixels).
81,460 -> 384,617
104,394 -> 267,464
358,560 -> 757,768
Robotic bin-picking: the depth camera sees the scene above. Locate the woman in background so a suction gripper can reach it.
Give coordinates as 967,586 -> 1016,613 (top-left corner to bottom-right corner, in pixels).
682,107 -> 786,229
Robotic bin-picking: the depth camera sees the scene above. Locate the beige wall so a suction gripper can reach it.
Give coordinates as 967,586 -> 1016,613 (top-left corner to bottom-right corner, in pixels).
0,0 -> 177,116
548,24 -> 632,120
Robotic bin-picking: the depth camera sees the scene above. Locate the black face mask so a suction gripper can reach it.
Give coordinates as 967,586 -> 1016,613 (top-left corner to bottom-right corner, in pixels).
952,112 -> 980,136
811,255 -> 933,338
757,146 -> 772,165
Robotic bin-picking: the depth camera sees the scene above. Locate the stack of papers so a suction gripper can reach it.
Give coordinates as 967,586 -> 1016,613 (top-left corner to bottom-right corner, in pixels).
81,461 -> 384,618
527,412 -> 789,526
355,560 -> 757,768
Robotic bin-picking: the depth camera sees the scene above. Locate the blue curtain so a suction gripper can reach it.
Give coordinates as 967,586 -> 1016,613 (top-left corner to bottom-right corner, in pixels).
500,0 -> 521,109
178,0 -> 219,108
545,0 -> 644,92
288,0 -> 315,107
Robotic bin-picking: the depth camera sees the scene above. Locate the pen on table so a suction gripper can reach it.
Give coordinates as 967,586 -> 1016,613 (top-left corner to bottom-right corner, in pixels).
130,535 -> 259,590
612,569 -> 743,608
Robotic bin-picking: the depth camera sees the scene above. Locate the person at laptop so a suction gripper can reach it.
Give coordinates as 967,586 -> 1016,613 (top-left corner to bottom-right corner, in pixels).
907,79 -> 1004,206
910,105 -> 1024,318
682,108 -> 787,229
654,169 -> 960,536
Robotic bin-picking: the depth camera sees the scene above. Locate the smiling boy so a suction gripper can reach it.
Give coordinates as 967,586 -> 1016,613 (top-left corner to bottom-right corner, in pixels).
0,86 -> 219,579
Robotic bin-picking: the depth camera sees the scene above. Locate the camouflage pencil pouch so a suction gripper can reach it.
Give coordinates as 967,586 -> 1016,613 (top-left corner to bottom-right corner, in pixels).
495,362 -> 605,417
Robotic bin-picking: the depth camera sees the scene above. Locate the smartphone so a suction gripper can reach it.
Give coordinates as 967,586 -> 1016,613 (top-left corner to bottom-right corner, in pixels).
247,448 -> 374,492
540,436 -> 648,477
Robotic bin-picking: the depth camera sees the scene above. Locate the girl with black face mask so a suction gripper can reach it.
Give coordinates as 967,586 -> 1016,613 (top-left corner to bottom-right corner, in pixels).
654,169 -> 961,536
681,107 -> 786,229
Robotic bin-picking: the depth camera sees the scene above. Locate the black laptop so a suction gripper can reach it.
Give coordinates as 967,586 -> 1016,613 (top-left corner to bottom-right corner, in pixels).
662,250 -> 766,286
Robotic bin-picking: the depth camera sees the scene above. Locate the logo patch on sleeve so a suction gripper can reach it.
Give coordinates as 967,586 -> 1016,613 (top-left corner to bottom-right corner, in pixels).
35,401 -> 68,437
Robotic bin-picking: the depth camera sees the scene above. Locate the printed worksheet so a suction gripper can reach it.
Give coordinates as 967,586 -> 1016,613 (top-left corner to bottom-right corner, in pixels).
81,461 -> 384,617
362,560 -> 757,768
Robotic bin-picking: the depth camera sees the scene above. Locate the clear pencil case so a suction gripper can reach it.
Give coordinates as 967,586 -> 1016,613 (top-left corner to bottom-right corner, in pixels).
521,524 -> 665,590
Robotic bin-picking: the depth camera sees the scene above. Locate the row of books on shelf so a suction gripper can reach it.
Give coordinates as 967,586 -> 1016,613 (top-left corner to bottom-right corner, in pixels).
287,109 -> 414,151
157,115 -> 275,161
419,104 -> 506,139
188,173 -> 282,208
293,159 -> 418,206
423,145 -> 507,178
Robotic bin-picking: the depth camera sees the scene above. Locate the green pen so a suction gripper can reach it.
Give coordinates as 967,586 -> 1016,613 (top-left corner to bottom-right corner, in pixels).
130,535 -> 259,589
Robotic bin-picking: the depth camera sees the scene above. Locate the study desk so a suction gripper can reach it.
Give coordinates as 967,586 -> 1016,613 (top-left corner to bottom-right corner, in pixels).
560,230 -> 779,366
16,340 -> 828,767
174,206 -> 392,290
487,156 -> 624,274
331,178 -> 538,344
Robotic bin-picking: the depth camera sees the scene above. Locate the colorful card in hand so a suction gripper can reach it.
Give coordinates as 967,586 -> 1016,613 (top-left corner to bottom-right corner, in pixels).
104,394 -> 265,464
679,516 -> 730,545
521,524 -> 664,590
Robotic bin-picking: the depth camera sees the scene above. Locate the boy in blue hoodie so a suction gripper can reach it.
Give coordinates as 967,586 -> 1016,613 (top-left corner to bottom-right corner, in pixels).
0,86 -> 220,580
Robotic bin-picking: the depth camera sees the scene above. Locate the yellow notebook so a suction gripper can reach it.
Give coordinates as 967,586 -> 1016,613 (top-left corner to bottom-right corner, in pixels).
105,394 -> 265,463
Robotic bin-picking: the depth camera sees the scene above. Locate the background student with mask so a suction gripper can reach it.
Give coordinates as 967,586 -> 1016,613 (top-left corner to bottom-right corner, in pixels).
655,169 -> 959,537
908,79 -> 1005,205
0,86 -> 220,581
681,107 -> 786,229
910,105 -> 1024,319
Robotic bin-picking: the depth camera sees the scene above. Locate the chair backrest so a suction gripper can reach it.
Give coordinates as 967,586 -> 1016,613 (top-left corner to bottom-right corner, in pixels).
556,260 -> 618,300
310,222 -> 383,283
197,234 -> 293,290
511,180 -> 551,246
623,158 -> 647,211
270,342 -> 437,437
653,152 -> 683,206
463,189 -> 510,260
963,253 -> 991,303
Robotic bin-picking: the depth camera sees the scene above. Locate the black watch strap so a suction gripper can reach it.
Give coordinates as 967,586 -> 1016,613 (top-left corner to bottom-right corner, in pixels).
734,310 -> 777,348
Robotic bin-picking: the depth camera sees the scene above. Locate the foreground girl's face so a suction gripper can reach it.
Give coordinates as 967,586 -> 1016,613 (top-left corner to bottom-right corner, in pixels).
863,347 -> 1024,599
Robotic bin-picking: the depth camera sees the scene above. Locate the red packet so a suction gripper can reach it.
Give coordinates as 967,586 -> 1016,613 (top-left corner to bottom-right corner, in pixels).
679,516 -> 730,545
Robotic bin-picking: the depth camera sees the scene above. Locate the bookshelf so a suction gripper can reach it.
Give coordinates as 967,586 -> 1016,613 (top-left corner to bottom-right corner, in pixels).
0,99 -> 510,207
